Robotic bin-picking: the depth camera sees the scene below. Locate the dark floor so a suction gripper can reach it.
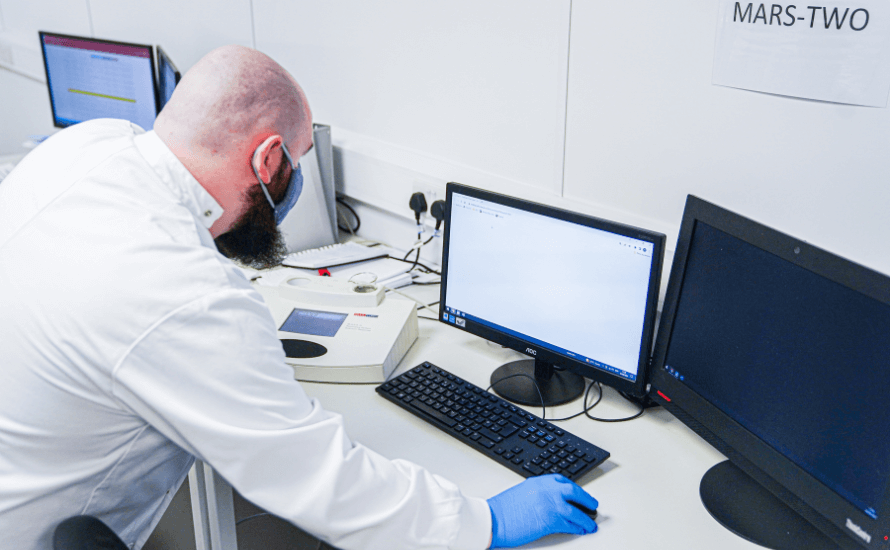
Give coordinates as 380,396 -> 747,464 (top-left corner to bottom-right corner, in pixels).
143,476 -> 336,550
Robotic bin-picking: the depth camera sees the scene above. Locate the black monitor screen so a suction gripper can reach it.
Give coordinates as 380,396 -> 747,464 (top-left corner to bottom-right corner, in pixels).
651,195 -> 890,549
440,183 -> 664,401
39,32 -> 158,129
664,220 -> 890,517
157,45 -> 180,110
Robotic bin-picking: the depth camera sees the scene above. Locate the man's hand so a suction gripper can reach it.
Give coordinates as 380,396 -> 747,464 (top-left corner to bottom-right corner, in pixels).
487,474 -> 599,548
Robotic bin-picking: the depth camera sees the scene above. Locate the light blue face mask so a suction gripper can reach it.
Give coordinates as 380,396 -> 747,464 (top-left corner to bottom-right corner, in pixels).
253,141 -> 303,225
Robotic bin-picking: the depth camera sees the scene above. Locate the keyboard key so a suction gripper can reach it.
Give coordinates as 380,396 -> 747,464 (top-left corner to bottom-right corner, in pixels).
536,440 -> 548,448
409,398 -> 457,427
479,427 -> 504,443
494,447 -> 506,455
511,456 -> 524,465
567,462 -> 586,475
500,425 -> 519,438
523,463 -> 544,476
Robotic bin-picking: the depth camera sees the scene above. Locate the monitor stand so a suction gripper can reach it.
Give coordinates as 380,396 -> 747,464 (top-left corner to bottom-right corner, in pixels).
489,358 -> 584,407
700,461 -> 841,550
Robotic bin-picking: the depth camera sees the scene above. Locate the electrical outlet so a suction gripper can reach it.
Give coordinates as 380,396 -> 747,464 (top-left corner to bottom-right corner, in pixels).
411,180 -> 447,228
411,180 -> 444,207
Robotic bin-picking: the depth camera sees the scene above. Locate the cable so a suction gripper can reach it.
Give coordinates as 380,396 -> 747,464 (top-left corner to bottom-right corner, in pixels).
409,247 -> 422,272
403,198 -> 445,267
336,198 -> 360,234
386,286 -> 439,317
547,382 -> 604,422
584,385 -> 646,423
385,254 -> 441,275
235,512 -> 271,526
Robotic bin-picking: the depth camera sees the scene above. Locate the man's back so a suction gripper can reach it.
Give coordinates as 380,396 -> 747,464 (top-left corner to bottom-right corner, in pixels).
0,119 -> 246,547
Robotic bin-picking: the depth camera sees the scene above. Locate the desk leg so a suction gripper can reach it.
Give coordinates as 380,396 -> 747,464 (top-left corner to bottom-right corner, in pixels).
189,460 -> 238,550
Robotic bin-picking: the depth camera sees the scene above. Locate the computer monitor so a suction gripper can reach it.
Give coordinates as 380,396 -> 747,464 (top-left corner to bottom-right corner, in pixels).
439,183 -> 665,406
650,195 -> 890,550
39,31 -> 159,130
156,45 -> 181,110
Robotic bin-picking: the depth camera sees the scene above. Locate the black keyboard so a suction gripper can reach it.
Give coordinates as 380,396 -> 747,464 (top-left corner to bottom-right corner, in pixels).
376,361 -> 610,480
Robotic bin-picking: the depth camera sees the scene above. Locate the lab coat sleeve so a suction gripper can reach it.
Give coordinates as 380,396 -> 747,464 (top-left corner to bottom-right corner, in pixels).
110,287 -> 492,550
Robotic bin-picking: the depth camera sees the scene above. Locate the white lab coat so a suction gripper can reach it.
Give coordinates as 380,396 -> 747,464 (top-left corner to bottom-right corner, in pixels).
0,119 -> 490,550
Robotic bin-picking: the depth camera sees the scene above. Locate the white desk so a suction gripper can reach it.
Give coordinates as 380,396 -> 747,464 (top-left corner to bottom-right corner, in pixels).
192,289 -> 761,550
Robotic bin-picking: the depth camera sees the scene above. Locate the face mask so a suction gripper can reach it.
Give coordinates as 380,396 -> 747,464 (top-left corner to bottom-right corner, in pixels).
253,141 -> 303,225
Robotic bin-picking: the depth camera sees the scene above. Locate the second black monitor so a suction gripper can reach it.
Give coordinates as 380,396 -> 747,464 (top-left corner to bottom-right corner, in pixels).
156,45 -> 181,110
439,183 -> 665,406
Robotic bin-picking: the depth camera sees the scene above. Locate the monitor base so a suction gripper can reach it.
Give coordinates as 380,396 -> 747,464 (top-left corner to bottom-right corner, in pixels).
489,358 -> 584,407
700,461 -> 841,550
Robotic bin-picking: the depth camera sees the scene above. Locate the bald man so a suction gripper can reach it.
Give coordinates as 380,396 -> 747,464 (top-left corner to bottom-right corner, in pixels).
0,46 -> 598,549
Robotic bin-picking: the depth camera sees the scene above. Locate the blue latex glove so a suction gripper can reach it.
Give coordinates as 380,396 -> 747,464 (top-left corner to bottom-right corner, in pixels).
487,474 -> 598,548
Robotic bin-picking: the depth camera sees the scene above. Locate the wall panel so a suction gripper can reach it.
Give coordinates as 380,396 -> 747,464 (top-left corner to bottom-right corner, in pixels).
254,0 -> 572,201
89,0 -> 254,72
563,0 -> 890,275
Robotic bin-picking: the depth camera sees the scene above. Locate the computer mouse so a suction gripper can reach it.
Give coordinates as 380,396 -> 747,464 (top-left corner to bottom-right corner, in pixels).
572,502 -> 598,521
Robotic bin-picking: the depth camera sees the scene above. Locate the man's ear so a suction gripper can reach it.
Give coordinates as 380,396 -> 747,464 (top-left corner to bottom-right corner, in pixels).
251,135 -> 283,184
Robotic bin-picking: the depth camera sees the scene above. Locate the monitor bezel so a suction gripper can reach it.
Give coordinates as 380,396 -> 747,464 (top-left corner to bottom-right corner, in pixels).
439,182 -> 666,399
38,31 -> 160,129
156,45 -> 181,111
649,194 -> 890,549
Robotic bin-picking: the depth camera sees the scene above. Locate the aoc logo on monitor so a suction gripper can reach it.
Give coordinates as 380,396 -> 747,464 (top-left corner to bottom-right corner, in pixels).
846,518 -> 872,543
526,348 -> 537,356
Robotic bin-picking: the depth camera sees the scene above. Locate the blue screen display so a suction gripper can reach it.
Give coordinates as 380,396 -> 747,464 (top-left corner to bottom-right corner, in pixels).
280,308 -> 348,338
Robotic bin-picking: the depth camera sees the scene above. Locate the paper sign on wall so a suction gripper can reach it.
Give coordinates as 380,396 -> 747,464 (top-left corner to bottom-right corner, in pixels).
712,1 -> 890,107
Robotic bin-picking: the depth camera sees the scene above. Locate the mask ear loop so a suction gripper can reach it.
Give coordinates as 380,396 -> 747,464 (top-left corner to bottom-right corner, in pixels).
252,136 -> 280,210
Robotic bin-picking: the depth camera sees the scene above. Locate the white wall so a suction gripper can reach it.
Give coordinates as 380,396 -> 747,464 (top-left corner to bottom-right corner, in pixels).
563,0 -> 890,276
1,0 -> 888,276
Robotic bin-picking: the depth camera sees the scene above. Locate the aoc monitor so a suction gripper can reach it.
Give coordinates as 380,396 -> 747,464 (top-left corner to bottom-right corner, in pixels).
156,45 -> 180,110
39,31 -> 158,130
650,195 -> 890,550
439,182 -> 665,406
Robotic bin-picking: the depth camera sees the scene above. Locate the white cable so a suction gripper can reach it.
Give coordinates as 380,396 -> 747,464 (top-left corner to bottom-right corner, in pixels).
385,286 -> 439,317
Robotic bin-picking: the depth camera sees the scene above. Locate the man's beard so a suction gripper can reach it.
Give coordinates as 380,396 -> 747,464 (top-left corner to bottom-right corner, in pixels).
214,165 -> 289,269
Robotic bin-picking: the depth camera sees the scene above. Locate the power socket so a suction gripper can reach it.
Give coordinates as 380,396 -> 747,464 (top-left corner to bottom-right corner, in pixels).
411,180 -> 445,227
